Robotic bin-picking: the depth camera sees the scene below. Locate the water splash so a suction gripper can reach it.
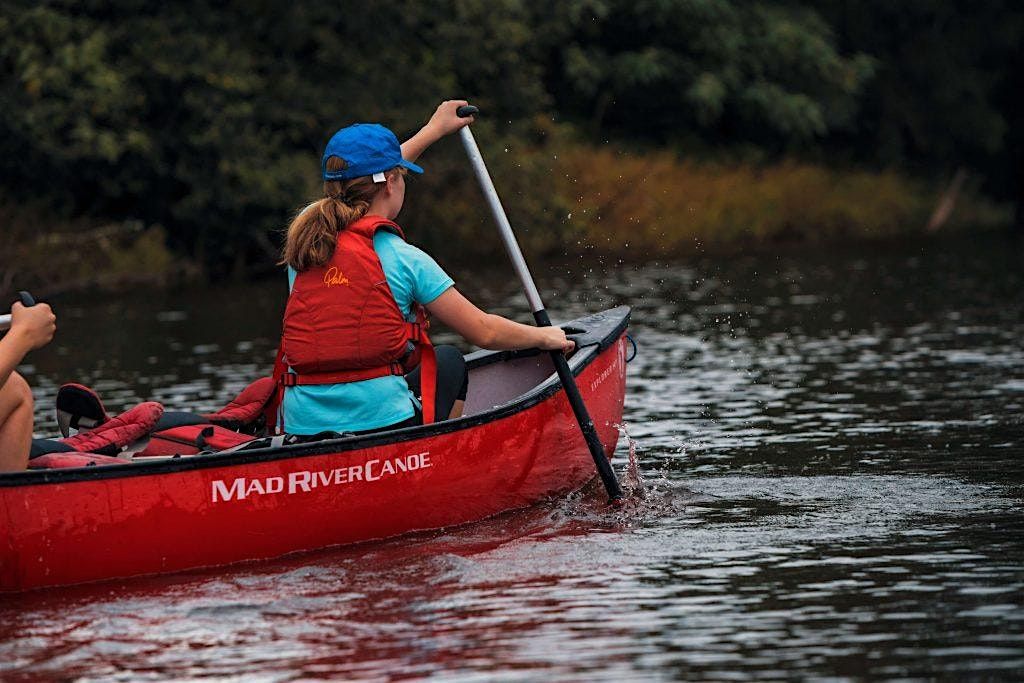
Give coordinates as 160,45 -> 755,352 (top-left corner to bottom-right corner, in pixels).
616,422 -> 645,500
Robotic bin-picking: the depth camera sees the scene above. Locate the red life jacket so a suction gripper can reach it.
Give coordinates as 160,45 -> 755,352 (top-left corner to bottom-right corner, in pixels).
269,215 -> 437,431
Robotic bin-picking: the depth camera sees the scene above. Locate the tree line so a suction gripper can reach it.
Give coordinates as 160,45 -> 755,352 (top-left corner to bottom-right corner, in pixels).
1,0 -> 1020,279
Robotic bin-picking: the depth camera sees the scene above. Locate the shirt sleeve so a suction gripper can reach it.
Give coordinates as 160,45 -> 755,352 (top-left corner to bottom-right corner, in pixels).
374,232 -> 455,310
396,240 -> 454,305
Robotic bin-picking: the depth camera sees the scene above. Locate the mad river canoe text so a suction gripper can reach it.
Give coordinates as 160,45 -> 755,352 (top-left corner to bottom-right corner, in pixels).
211,452 -> 432,502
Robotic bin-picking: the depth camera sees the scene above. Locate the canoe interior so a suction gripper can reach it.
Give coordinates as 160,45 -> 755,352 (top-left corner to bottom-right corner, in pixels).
463,352 -> 554,416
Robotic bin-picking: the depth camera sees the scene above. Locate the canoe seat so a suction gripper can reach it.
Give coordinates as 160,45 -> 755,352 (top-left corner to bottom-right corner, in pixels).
33,379 -> 278,467
55,382 -> 111,437
57,377 -> 275,437
134,420 -> 254,457
63,401 -> 165,453
201,376 -> 276,430
128,377 -> 276,456
29,401 -> 165,466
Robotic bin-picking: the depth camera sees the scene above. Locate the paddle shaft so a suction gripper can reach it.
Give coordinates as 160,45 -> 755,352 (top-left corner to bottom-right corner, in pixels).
456,109 -> 623,502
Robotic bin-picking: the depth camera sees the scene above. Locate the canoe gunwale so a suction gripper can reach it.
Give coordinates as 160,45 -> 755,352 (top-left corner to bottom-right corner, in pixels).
1,306 -> 630,488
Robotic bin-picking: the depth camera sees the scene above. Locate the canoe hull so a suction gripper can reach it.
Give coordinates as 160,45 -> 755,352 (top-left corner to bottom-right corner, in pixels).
0,330 -> 628,592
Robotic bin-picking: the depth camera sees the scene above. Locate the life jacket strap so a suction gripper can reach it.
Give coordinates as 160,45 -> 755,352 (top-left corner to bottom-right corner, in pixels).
266,345 -> 288,435
418,338 -> 437,425
281,363 -> 405,386
405,307 -> 437,424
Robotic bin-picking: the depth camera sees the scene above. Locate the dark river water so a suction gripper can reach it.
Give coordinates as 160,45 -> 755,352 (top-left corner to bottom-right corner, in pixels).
2,233 -> 1023,680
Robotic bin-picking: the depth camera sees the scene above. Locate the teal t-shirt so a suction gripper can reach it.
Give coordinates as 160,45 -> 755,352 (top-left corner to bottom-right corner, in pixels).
282,230 -> 454,434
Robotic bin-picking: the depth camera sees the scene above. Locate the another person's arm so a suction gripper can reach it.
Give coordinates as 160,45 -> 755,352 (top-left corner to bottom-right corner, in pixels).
426,287 -> 573,353
401,100 -> 474,163
0,302 -> 56,388
0,302 -> 55,472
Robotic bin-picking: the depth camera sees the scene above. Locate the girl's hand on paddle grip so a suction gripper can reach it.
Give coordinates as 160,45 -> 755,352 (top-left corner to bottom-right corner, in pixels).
426,100 -> 474,138
402,100 -> 474,164
10,301 -> 56,351
536,326 -> 575,354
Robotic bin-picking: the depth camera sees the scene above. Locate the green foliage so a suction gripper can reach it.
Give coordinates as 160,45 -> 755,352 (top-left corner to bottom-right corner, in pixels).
543,0 -> 874,146
0,0 -> 569,276
0,0 -> 1019,281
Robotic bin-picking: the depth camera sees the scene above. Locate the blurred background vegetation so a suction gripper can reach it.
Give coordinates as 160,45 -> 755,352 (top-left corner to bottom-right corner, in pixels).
1,0 -> 1021,292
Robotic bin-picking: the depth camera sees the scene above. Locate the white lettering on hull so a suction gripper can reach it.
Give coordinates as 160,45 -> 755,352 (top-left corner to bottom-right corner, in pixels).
211,452 -> 432,503
589,338 -> 627,393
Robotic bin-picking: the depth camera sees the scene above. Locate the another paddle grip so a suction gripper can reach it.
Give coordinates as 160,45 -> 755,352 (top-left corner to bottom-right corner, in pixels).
0,292 -> 34,331
456,105 -> 479,118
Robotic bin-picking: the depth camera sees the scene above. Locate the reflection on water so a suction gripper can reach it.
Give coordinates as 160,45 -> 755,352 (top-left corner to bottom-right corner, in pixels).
3,234 -> 1023,679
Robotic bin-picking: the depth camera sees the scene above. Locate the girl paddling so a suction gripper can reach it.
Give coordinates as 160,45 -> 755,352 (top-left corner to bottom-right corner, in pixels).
278,100 -> 572,435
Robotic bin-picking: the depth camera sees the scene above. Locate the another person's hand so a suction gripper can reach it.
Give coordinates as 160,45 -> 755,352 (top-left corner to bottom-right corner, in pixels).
536,326 -> 575,354
425,100 -> 474,139
10,301 -> 56,351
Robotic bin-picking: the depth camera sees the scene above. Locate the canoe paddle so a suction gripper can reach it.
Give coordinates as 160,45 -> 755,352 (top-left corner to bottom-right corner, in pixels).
0,291 -> 37,332
455,104 -> 624,503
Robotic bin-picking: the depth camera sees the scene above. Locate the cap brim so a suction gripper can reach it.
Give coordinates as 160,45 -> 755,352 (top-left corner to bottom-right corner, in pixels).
399,159 -> 424,174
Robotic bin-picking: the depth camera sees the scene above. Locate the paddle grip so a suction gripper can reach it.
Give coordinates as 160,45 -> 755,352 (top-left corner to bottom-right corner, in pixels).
0,291 -> 34,332
456,105 -> 479,118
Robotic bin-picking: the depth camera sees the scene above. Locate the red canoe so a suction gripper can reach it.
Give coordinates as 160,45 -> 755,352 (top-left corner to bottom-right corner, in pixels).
0,307 -> 630,592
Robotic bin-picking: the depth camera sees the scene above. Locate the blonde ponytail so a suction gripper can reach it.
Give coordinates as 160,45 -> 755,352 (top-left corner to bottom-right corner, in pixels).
280,156 -> 382,271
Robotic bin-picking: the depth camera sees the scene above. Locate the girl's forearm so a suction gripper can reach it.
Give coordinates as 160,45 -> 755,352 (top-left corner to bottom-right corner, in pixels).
401,101 -> 473,163
0,332 -> 30,389
478,314 -> 544,350
400,125 -> 442,163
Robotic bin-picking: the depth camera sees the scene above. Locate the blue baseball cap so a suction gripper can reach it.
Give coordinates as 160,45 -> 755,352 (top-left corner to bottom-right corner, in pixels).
321,123 -> 424,181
